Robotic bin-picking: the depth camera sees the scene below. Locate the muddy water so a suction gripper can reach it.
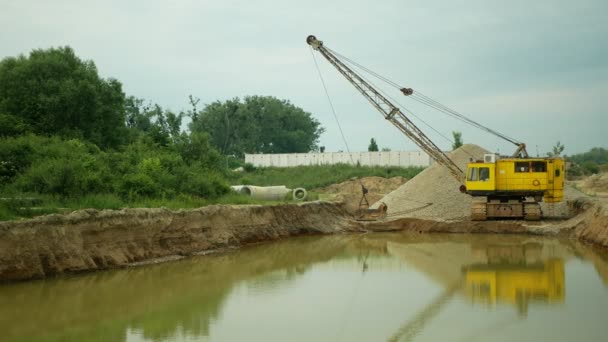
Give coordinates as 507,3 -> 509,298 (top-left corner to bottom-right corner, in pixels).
1,234 -> 608,342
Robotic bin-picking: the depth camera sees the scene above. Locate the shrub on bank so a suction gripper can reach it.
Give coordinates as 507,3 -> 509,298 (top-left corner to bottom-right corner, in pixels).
0,134 -> 231,201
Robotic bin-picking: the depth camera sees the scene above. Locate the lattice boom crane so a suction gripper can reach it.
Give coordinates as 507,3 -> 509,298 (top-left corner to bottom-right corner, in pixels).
306,35 -> 464,182
307,34 -> 565,221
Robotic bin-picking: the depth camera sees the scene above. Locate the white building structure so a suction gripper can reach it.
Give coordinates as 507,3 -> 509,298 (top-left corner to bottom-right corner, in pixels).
245,151 -> 431,168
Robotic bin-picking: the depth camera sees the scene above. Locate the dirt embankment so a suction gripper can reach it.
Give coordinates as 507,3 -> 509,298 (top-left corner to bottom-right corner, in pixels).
0,202 -> 360,282
573,172 -> 608,197
574,198 -> 608,247
1,198 -> 607,282
2,170 -> 608,282
315,176 -> 407,214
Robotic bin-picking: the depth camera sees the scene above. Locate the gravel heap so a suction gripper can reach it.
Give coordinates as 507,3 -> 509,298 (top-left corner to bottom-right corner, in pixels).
373,144 -> 488,220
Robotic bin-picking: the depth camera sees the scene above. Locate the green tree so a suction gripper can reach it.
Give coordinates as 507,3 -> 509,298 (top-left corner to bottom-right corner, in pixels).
547,141 -> 565,157
569,147 -> 608,165
190,96 -> 324,157
452,131 -> 463,150
125,96 -> 184,147
368,138 -> 379,152
0,46 -> 127,148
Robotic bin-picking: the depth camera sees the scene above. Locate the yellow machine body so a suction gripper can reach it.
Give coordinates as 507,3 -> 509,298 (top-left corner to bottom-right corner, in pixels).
464,157 -> 564,220
465,157 -> 564,202
464,259 -> 564,315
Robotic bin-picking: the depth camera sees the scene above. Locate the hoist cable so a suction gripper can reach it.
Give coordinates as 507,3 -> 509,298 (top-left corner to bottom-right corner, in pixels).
325,46 -> 522,147
309,46 -> 371,206
338,56 -> 478,161
310,47 -> 434,209
309,47 -> 356,165
411,92 -> 521,145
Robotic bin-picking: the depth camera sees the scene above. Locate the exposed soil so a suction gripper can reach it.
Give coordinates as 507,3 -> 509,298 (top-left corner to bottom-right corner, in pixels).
0,202 -> 361,282
315,176 -> 407,214
572,172 -> 608,197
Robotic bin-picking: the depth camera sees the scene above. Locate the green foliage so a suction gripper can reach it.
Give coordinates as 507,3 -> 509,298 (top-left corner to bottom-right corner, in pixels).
243,163 -> 256,173
547,141 -> 565,157
0,113 -> 28,137
125,96 -> 186,147
452,131 -> 463,150
581,161 -> 600,174
0,47 -> 127,148
0,134 -> 230,202
368,138 -> 379,152
568,147 -> 608,165
174,131 -> 223,169
566,147 -> 607,177
228,164 -> 424,190
0,47 -> 367,221
190,96 -> 325,156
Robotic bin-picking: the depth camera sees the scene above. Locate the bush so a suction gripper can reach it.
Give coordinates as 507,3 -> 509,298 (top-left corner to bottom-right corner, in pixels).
582,161 -> 600,174
14,158 -> 86,196
243,163 -> 256,172
119,173 -> 161,199
181,171 -> 230,199
0,135 -> 35,185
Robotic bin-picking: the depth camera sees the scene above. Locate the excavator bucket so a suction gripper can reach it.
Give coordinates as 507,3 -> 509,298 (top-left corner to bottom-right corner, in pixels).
355,202 -> 388,221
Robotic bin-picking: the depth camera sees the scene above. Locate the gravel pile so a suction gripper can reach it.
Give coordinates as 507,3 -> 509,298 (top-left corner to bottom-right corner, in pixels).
373,144 -> 488,220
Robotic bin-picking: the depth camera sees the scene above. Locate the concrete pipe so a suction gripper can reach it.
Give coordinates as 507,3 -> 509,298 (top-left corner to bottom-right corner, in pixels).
292,188 -> 308,201
239,185 -> 291,201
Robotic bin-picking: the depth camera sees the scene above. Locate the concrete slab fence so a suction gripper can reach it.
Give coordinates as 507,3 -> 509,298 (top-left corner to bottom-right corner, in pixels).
245,151 -> 431,168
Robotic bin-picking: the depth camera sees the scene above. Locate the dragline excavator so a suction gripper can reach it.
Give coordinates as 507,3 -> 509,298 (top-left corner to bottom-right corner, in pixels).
307,35 -> 564,221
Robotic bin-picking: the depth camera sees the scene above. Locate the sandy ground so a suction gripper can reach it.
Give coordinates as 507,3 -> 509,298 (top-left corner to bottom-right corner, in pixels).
314,176 -> 407,214
572,172 -> 608,197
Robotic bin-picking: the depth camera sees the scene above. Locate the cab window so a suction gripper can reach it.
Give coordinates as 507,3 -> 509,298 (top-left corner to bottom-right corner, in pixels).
532,161 -> 547,172
479,167 -> 490,181
515,162 -> 529,173
467,167 -> 479,181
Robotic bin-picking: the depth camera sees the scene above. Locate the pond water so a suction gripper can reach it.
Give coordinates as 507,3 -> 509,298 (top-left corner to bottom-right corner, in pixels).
1,233 -> 608,341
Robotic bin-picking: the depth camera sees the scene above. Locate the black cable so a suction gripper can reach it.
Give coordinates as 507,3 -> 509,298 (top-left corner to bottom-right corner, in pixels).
335,54 -> 478,160
325,46 -> 522,147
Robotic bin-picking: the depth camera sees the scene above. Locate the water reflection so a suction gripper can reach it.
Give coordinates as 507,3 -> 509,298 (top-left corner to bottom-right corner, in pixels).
382,236 -> 570,342
463,244 -> 564,316
0,233 -> 606,342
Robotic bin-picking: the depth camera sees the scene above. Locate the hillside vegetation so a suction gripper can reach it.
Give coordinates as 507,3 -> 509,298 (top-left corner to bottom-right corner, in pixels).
0,46 -> 420,221
567,147 -> 608,176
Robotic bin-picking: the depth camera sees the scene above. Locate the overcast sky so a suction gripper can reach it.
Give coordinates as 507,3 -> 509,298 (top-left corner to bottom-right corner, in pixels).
1,0 -> 606,155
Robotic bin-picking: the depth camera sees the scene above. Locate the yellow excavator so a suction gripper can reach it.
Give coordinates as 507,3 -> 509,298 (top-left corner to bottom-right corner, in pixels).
307,35 -> 564,221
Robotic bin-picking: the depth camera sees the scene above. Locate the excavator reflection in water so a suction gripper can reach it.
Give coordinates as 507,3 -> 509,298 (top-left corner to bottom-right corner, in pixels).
384,240 -> 565,342
463,247 -> 564,317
